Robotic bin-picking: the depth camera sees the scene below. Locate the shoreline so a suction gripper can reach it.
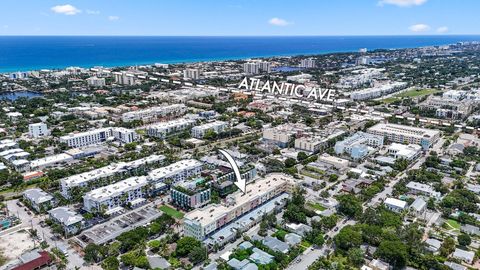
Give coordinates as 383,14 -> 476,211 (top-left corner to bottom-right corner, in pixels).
1,35 -> 479,73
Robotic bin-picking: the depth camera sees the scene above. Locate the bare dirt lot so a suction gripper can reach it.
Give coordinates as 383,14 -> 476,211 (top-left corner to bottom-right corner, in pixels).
0,229 -> 35,260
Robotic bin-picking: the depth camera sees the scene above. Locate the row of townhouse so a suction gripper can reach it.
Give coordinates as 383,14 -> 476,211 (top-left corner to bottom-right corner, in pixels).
121,104 -> 187,123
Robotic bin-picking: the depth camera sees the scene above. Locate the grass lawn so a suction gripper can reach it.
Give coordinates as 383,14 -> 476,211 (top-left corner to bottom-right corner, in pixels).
159,205 -> 184,219
381,97 -> 400,104
307,202 -> 326,211
395,88 -> 441,98
444,219 -> 461,231
300,240 -> 312,248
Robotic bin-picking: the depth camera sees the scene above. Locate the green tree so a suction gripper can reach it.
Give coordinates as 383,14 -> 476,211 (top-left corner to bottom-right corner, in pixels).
375,241 -> 408,269
457,234 -> 471,246
101,256 -> 119,270
334,226 -> 362,251
176,236 -> 201,257
347,248 -> 365,267
337,195 -> 363,218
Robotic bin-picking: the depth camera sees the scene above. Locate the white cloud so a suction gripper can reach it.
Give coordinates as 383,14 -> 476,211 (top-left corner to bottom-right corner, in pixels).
86,10 -> 100,15
108,16 -> 120,21
437,26 -> 449,33
268,17 -> 292,26
409,23 -> 430,32
51,4 -> 81,15
379,0 -> 427,7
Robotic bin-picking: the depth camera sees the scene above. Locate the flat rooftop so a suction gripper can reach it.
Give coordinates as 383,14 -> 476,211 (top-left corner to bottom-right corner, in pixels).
184,173 -> 292,227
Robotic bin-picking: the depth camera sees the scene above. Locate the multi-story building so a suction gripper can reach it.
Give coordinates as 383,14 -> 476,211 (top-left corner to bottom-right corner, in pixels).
406,181 -> 442,199
60,155 -> 164,197
122,104 -> 187,123
113,70 -> 147,85
170,180 -> 211,209
147,119 -> 195,139
300,58 -> 316,68
183,68 -> 200,80
111,127 -> 138,144
191,121 -> 227,138
243,62 -> 270,74
263,124 -> 306,148
334,131 -> 384,159
28,123 -> 49,138
387,143 -> 422,161
48,207 -> 84,235
183,173 -> 294,240
419,95 -> 473,119
83,176 -> 149,213
367,123 -> 440,150
148,159 -> 204,185
350,82 -> 407,100
86,76 -> 106,87
23,188 -> 54,213
59,127 -> 138,147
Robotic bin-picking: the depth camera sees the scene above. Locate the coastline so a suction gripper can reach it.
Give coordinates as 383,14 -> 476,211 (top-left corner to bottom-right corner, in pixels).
1,35 -> 480,73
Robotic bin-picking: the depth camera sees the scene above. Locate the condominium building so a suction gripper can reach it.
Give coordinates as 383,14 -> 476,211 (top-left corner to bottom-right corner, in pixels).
263,124 -> 306,148
300,58 -> 316,68
387,143 -> 422,161
60,155 -> 164,197
148,159 -> 204,185
59,127 -> 138,147
350,82 -> 407,100
86,76 -> 106,87
170,180 -> 211,209
147,119 -> 196,139
295,136 -> 326,153
191,121 -> 227,138
183,173 -> 294,240
183,68 -> 200,80
419,95 -> 473,119
367,123 -> 440,150
83,176 -> 148,213
122,104 -> 187,123
334,131 -> 384,159
28,123 -> 49,138
111,127 -> 139,144
243,62 -> 270,74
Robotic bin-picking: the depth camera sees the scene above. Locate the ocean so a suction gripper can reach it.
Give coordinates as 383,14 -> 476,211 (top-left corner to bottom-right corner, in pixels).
0,35 -> 479,73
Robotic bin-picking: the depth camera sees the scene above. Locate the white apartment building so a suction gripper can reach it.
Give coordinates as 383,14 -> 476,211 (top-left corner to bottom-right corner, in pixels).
59,127 -> 138,148
86,76 -> 106,87
148,159 -> 203,185
300,58 -> 316,68
29,123 -> 49,138
111,127 -> 138,144
294,136 -> 327,153
147,119 -> 195,139
122,104 -> 187,123
387,143 -> 422,161
350,82 -> 407,100
191,121 -> 227,138
113,70 -> 147,86
83,176 -> 148,213
183,68 -> 200,80
183,173 -> 293,240
243,62 -> 270,74
263,124 -> 306,148
367,123 -> 440,150
384,198 -> 407,213
60,155 -> 164,197
406,181 -> 442,198
317,154 -> 350,170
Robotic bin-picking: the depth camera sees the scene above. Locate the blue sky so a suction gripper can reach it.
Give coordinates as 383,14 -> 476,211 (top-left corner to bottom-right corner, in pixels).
0,0 -> 479,36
